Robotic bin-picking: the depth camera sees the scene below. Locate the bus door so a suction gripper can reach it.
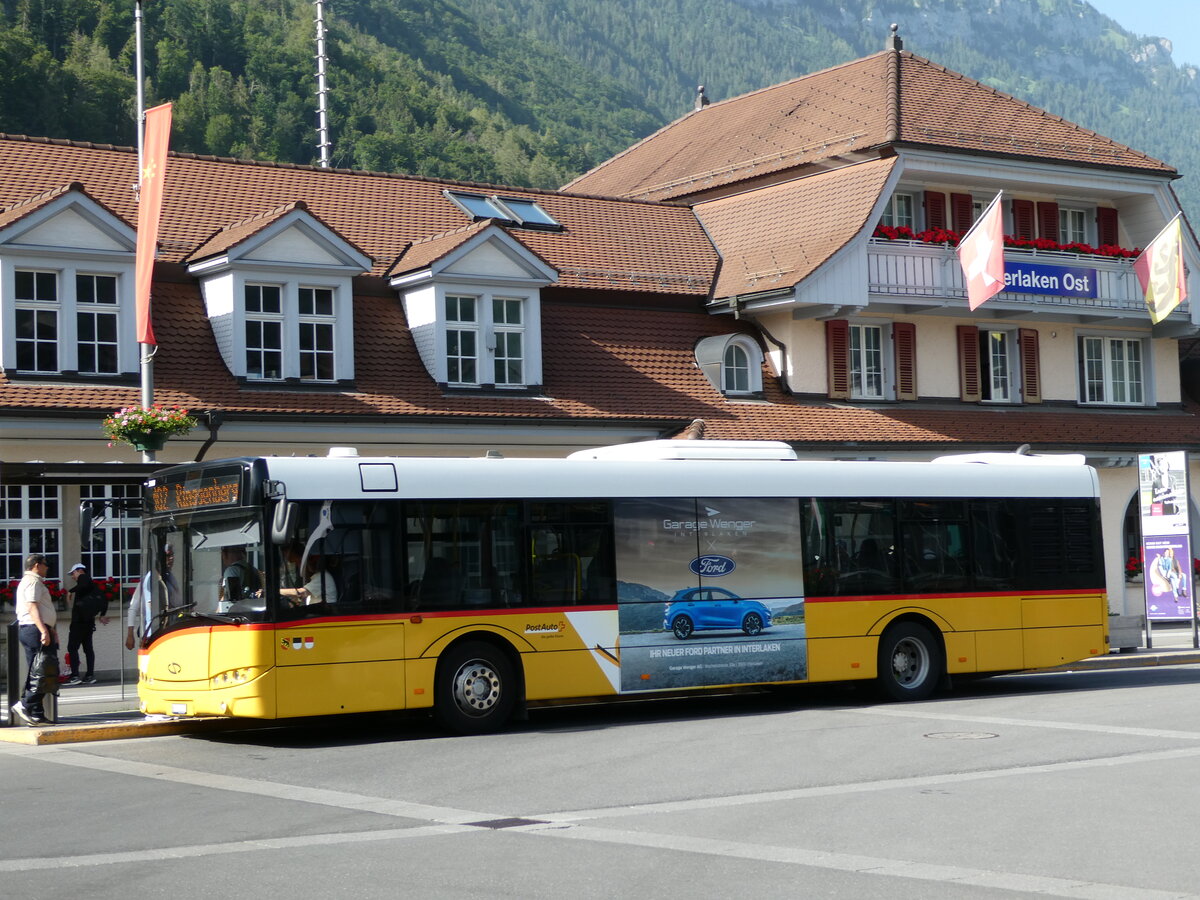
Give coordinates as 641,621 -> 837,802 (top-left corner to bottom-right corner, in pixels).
272,500 -> 406,716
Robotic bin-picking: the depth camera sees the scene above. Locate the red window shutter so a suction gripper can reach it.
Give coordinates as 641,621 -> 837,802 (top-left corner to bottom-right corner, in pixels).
924,191 -> 946,231
1011,199 -> 1035,239
951,193 -> 973,233
1037,201 -> 1059,242
1018,328 -> 1042,404
957,325 -> 981,402
893,322 -> 917,401
1097,207 -> 1119,247
826,319 -> 850,400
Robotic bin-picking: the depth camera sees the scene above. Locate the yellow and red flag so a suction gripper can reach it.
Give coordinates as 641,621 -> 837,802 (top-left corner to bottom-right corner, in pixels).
135,102 -> 173,346
1134,213 -> 1187,324
956,192 -> 1005,311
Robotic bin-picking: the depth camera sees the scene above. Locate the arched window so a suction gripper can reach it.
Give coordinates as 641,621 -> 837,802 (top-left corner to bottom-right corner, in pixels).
723,342 -> 751,393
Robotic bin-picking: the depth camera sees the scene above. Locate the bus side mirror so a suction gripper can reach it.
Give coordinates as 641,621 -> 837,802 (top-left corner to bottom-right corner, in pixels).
271,500 -> 298,545
79,501 -> 95,546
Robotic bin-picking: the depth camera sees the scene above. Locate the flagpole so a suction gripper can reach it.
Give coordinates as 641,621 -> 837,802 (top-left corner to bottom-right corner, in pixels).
135,0 -> 155,463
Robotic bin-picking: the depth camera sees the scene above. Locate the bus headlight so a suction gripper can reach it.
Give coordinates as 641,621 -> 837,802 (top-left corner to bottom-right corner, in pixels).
211,667 -> 258,688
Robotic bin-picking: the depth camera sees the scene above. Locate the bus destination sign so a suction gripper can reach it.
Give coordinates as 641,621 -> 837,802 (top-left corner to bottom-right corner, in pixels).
150,470 -> 242,513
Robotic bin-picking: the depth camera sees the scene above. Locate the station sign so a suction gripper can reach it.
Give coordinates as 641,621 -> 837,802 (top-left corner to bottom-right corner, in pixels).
1003,261 -> 1098,298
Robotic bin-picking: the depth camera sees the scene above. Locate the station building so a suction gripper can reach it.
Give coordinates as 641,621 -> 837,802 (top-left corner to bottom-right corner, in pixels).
2,31 -> 1198,648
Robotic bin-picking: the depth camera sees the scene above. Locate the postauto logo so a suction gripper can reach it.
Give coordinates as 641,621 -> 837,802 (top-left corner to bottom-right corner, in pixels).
690,555 -> 736,577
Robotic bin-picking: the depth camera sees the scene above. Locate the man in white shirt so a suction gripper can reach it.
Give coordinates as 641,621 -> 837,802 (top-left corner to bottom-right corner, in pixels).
13,554 -> 58,726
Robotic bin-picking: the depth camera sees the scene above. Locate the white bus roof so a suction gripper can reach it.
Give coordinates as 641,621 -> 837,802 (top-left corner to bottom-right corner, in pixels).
250,448 -> 1099,503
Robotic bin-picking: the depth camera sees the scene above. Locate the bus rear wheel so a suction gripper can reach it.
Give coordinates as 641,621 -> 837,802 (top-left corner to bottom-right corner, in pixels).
435,641 -> 517,734
877,622 -> 942,701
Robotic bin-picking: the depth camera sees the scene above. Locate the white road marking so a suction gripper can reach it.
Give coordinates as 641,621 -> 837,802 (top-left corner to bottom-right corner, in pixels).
0,824 -> 474,872
5,728 -> 1199,898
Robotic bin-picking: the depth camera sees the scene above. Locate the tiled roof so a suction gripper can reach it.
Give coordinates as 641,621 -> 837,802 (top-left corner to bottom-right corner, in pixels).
0,181 -> 127,232
189,200 -> 308,263
565,50 -> 1175,202
387,219 -> 495,278
696,157 -> 896,298
0,135 -> 717,294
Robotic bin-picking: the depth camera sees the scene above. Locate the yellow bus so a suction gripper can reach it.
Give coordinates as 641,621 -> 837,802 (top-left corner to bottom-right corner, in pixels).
125,441 -> 1108,733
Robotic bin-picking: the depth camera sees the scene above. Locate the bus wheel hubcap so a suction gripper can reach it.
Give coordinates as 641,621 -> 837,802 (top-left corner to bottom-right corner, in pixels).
893,639 -> 928,685
454,661 -> 501,715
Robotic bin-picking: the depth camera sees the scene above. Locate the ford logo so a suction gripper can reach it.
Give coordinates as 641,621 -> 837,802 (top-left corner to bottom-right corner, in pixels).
690,555 -> 735,576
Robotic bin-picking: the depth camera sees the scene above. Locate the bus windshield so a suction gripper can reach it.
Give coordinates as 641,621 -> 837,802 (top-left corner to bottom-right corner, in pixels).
147,510 -> 268,634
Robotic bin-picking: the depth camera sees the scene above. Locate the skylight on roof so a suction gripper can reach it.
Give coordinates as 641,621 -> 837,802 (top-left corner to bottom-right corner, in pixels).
495,197 -> 559,228
445,190 -> 561,230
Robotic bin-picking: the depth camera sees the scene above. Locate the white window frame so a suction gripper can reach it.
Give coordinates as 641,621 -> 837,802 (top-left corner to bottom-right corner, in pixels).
432,287 -> 539,390
491,296 -> 525,386
721,336 -> 763,395
5,261 -> 134,376
75,271 -> 120,376
1078,333 -> 1148,406
298,285 -> 336,382
980,328 -> 1021,404
445,294 -> 481,386
0,484 -> 62,578
13,268 -> 60,373
849,322 -> 890,400
881,192 -> 916,230
219,272 -> 351,383
1058,205 -> 1091,245
244,282 -> 285,381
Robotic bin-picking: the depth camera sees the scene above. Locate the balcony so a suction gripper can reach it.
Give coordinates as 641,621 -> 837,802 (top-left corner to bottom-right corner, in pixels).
867,238 -> 1189,324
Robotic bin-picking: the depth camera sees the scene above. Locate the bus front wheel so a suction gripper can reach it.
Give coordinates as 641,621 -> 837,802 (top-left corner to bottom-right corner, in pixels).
435,641 -> 517,734
877,622 -> 942,701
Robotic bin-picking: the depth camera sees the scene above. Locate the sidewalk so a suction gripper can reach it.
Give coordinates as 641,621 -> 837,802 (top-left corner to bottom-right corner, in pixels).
4,625 -> 1200,745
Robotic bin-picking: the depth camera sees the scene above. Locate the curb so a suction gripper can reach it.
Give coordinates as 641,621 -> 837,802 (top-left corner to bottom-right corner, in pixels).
0,715 -> 252,746
1038,651 -> 1200,673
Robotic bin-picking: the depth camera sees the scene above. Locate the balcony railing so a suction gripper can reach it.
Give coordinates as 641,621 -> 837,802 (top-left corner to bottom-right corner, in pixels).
866,238 -> 1182,317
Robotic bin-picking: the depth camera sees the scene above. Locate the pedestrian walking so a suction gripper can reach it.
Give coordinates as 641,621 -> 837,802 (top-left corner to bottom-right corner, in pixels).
65,562 -> 108,685
11,553 -> 59,726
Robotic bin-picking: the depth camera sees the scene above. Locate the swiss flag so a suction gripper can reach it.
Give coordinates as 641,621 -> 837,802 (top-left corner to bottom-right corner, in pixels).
957,193 -> 1005,311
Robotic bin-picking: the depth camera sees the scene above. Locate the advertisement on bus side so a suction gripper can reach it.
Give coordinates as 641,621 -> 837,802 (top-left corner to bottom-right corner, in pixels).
613,497 -> 807,692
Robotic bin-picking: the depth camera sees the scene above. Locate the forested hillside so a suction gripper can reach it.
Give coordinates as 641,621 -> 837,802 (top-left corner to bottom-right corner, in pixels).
2,0 -> 1199,214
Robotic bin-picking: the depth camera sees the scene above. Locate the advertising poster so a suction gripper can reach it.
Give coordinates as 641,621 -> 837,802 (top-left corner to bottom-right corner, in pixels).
1142,535 -> 1193,619
613,497 -> 807,692
1138,451 -> 1193,621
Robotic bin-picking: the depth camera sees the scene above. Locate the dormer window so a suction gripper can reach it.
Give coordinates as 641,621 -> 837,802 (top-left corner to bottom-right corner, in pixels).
388,220 -> 557,392
186,201 -> 372,387
695,333 -> 764,397
1,184 -> 137,379
445,191 -> 561,230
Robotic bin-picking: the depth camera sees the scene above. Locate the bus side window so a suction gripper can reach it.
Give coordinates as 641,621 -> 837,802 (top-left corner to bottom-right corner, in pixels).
529,501 -> 613,607
403,500 -> 522,610
970,500 -> 1017,590
826,499 -> 899,595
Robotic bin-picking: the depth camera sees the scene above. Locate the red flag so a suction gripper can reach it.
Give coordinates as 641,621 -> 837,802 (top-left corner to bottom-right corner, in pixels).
135,102 -> 173,346
1133,214 -> 1187,324
957,192 -> 1005,311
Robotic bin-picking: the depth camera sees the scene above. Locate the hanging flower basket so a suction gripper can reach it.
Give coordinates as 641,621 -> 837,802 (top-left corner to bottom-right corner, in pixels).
102,405 -> 197,450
